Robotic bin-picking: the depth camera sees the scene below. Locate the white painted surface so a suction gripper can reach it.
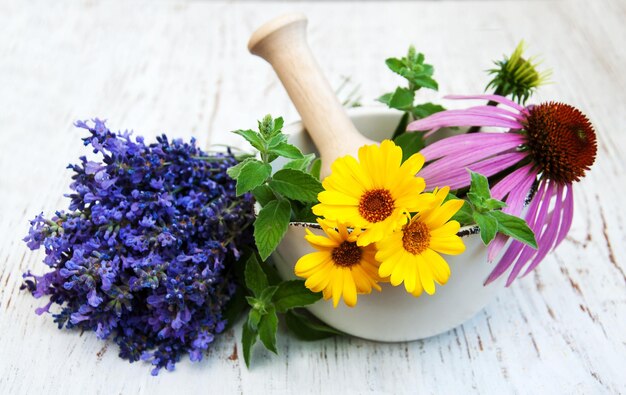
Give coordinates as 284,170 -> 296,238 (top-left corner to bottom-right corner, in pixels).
0,1 -> 624,394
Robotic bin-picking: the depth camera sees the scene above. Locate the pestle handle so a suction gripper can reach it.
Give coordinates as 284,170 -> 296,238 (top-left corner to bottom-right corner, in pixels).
248,14 -> 374,177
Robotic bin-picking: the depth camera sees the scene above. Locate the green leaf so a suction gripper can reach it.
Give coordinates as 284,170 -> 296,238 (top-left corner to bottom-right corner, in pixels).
467,192 -> 485,208
258,306 -> 278,354
283,154 -> 316,172
233,129 -> 265,152
241,320 -> 258,368
393,132 -> 425,163
469,171 -> 491,199
247,305 -> 262,330
482,198 -> 507,210
385,58 -> 405,74
473,212 -> 498,245
235,160 -> 272,196
226,157 -> 255,180
251,184 -> 276,207
451,200 -> 474,226
269,142 -> 304,159
272,280 -> 322,313
259,285 -> 278,304
268,169 -> 323,203
388,87 -> 415,110
391,111 -> 410,139
411,103 -> 445,119
490,211 -> 538,249
254,199 -> 292,261
285,310 -> 343,341
259,260 -> 283,286
244,254 -> 268,297
266,133 -> 288,149
309,158 -> 322,180
273,117 -> 284,134
377,92 -> 393,105
222,285 -> 247,331
292,203 -> 317,223
410,75 -> 438,91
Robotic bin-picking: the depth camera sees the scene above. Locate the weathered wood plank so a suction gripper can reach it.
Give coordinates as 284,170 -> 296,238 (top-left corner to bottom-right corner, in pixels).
0,1 -> 624,394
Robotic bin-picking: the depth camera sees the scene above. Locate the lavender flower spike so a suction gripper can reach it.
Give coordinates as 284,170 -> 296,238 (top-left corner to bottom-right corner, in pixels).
407,95 -> 597,285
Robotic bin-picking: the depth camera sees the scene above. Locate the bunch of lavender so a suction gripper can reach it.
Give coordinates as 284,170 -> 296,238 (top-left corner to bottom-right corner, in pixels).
22,119 -> 255,375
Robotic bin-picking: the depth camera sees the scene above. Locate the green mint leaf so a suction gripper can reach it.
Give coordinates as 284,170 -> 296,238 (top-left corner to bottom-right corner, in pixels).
490,211 -> 538,249
411,103 -> 445,119
247,305 -> 262,330
233,129 -> 265,152
385,58 -> 405,74
258,306 -> 278,354
252,185 -> 276,207
260,261 -> 283,286
235,160 -> 272,196
377,92 -> 393,105
283,154 -> 315,172
388,87 -> 415,110
241,320 -> 258,368
254,199 -> 291,261
268,169 -> 323,203
267,133 -> 288,149
259,285 -> 278,304
273,117 -> 284,134
393,132 -> 425,163
226,157 -> 255,180
473,212 -> 498,245
309,158 -> 322,180
269,142 -> 304,159
469,171 -> 491,199
467,192 -> 485,208
244,254 -> 269,297
285,310 -> 343,341
272,280 -> 322,313
391,112 -> 410,139
482,198 -> 507,210
451,200 -> 474,226
410,75 -> 438,91
292,202 -> 317,223
222,285 -> 247,331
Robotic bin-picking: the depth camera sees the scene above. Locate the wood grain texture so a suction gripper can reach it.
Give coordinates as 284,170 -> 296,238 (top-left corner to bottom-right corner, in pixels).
0,0 -> 624,394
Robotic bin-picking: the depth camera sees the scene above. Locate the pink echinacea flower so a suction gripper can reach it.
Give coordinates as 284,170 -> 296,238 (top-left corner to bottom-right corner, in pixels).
407,94 -> 597,285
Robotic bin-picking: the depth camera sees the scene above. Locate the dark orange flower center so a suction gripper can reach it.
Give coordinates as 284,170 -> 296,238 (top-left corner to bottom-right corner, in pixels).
402,220 -> 430,255
358,189 -> 395,223
525,102 -> 597,184
331,241 -> 362,267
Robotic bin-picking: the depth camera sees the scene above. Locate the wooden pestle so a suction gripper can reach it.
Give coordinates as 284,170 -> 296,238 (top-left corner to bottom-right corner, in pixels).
248,13 -> 375,178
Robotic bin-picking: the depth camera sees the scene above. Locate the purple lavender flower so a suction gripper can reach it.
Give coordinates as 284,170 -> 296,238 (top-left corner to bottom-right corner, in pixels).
22,119 -> 255,374
407,94 -> 597,285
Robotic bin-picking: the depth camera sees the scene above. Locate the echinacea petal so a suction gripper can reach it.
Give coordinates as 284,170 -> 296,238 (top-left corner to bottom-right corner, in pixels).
443,94 -> 526,112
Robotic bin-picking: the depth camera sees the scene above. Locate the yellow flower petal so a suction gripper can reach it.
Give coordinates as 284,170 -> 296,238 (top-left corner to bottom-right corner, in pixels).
342,269 -> 358,307
429,235 -> 466,255
422,248 -> 452,284
417,254 -> 436,295
331,268 -> 344,308
295,251 -> 331,275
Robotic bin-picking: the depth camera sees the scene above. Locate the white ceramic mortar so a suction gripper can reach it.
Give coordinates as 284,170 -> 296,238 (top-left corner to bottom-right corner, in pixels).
272,107 -> 505,342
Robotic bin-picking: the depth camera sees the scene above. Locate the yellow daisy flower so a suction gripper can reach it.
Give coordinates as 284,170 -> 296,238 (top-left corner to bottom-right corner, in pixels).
312,140 -> 432,246
294,220 -> 383,308
375,187 -> 466,296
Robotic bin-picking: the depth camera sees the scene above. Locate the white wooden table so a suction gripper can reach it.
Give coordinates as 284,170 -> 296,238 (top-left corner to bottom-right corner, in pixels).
1,1 -> 625,393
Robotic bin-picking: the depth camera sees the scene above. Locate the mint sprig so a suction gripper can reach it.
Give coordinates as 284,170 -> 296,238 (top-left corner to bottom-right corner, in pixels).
228,115 -> 323,260
378,46 -> 445,161
241,255 -> 324,367
453,171 -> 538,249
